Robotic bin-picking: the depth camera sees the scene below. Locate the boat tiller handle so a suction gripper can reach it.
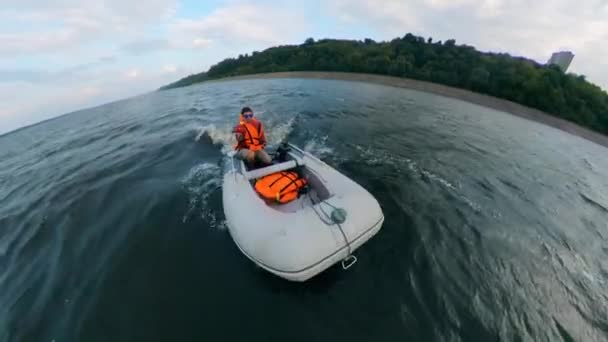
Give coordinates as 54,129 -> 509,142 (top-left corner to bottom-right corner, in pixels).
341,255 -> 357,270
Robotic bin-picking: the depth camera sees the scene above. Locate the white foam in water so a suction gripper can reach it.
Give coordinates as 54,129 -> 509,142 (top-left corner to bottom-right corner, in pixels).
266,115 -> 297,145
194,124 -> 236,154
304,135 -> 334,157
181,162 -> 225,229
354,144 -> 405,167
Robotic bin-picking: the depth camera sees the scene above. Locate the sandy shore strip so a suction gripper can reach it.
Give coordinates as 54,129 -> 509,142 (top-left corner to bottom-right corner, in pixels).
208,71 -> 608,148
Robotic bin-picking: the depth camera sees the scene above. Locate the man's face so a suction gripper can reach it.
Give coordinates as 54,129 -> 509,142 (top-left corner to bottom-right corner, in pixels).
243,111 -> 254,122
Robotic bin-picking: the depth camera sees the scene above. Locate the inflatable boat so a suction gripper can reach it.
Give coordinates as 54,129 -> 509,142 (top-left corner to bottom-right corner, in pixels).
222,143 -> 384,281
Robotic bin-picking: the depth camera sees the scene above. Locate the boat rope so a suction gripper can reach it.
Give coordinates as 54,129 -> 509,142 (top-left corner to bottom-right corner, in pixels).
308,193 -> 357,270
308,191 -> 332,223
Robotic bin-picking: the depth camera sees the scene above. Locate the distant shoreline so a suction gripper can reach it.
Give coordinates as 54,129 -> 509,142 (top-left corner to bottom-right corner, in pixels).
206,71 -> 608,149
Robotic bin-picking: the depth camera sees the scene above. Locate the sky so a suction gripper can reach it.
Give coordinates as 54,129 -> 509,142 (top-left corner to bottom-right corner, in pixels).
1,0 -> 607,134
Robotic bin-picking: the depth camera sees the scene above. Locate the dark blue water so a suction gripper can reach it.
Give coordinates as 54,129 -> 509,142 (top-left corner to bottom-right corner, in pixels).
1,78 -> 607,341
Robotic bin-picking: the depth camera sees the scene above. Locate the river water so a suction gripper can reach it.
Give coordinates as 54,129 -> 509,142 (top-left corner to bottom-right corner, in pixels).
1,78 -> 607,341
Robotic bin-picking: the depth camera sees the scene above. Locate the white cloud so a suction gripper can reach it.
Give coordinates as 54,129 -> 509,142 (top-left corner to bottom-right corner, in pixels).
162,64 -> 178,73
0,29 -> 82,56
424,0 -> 504,16
0,0 -> 178,57
125,69 -> 141,79
192,38 -> 213,48
119,36 -> 212,55
4,0 -> 177,25
0,58 -> 116,83
80,86 -> 102,96
0,1 -> 312,134
169,4 -> 306,48
328,0 -> 422,34
121,39 -> 172,55
120,4 -> 305,54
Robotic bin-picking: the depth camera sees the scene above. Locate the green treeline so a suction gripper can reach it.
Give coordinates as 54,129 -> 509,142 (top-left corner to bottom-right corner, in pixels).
161,34 -> 608,134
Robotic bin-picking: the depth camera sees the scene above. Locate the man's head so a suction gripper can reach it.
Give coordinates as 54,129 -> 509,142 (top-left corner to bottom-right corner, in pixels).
241,107 -> 254,122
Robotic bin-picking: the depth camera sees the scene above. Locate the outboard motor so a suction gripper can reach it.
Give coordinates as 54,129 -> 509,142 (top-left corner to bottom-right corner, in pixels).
275,142 -> 290,162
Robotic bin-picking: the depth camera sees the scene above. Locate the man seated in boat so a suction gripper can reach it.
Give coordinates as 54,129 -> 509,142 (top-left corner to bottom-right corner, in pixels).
233,106 -> 272,166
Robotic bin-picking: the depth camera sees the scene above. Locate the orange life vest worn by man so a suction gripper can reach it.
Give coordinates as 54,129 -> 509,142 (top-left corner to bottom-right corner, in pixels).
233,106 -> 272,165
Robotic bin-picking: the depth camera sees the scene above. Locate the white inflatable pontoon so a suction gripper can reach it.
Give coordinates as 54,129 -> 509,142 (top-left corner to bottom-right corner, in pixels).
222,144 -> 384,281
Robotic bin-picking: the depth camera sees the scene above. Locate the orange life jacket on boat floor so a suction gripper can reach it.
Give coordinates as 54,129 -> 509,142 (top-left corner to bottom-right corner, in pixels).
255,171 -> 307,204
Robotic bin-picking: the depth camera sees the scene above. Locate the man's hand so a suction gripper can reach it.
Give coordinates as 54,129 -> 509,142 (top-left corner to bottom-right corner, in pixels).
235,133 -> 244,142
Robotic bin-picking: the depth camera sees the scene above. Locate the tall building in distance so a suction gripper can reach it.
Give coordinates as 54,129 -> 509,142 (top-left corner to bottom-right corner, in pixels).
547,51 -> 574,72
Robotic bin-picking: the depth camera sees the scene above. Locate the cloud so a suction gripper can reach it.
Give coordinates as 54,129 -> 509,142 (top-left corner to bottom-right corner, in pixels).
116,4 -> 306,59
80,86 -> 102,96
0,29 -> 83,56
121,39 -> 172,55
423,0 -> 504,16
125,69 -> 141,79
192,38 -> 212,48
4,0 -> 177,24
0,57 -> 117,84
120,36 -> 211,55
0,1 -> 313,134
0,69 -> 44,83
0,0 -> 178,57
170,4 -> 307,48
99,56 -> 117,63
162,64 -> 178,73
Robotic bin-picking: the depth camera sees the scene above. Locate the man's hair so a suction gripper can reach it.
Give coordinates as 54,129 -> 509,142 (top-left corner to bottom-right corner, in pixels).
241,106 -> 252,114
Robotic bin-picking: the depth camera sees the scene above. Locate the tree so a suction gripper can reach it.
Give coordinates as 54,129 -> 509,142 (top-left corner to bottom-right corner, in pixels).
469,66 -> 490,91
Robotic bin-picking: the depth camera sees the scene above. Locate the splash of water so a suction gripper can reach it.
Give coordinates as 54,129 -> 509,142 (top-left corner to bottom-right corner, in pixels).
304,135 -> 334,157
194,114 -> 298,155
265,115 -> 297,146
181,162 -> 224,229
194,124 -> 235,154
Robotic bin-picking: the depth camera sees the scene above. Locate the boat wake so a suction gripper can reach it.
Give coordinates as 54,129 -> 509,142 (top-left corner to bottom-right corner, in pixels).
354,144 -> 483,213
265,115 -> 297,145
181,162 -> 224,229
194,124 -> 235,154
304,135 -> 334,158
